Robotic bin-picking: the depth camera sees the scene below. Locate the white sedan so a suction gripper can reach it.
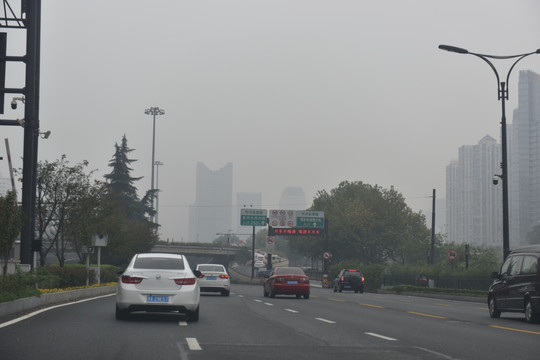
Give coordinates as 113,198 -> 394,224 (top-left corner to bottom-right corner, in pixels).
195,264 -> 231,296
116,253 -> 201,321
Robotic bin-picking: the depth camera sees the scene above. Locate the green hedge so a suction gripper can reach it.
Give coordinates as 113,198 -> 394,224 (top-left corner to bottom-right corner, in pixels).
43,264 -> 119,288
0,268 -> 55,303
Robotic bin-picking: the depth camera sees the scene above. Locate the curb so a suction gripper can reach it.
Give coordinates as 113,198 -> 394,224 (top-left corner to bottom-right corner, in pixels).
0,285 -> 117,318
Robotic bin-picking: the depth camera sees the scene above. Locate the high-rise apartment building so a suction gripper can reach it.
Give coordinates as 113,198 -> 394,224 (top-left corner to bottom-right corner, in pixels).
0,172 -> 11,196
189,162 -> 233,243
510,70 -> 540,246
446,135 -> 502,245
279,187 -> 308,210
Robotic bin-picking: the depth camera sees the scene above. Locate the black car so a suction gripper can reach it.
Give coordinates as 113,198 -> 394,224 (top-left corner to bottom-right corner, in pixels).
333,269 -> 364,293
488,245 -> 540,323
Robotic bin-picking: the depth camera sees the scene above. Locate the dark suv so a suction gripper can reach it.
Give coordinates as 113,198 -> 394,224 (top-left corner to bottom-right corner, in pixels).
488,245 -> 540,323
333,269 -> 364,293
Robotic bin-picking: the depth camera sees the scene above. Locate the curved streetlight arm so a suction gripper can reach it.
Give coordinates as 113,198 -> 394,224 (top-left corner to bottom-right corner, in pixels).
438,45 -> 540,100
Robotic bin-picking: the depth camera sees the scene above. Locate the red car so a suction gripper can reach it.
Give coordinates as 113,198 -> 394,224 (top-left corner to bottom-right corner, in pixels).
263,267 -> 310,299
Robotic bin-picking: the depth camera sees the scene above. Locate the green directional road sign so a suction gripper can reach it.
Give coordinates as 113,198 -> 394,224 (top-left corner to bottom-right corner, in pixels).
240,209 -> 268,226
296,211 -> 325,228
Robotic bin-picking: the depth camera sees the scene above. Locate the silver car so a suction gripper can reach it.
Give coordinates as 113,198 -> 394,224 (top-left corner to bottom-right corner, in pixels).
116,253 -> 201,321
196,263 -> 231,296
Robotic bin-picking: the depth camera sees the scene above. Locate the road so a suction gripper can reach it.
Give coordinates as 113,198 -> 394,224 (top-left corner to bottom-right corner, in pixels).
1,284 -> 539,359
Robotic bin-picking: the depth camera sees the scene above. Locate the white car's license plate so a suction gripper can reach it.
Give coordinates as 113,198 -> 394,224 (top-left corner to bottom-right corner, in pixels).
207,276 -> 217,280
147,295 -> 169,303
287,280 -> 298,284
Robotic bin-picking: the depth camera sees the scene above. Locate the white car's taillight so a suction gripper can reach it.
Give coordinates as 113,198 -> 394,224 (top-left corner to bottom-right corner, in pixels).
174,277 -> 197,285
121,275 -> 143,284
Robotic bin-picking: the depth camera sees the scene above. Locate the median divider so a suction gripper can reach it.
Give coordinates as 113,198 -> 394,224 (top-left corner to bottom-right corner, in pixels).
228,266 -> 264,285
0,285 -> 117,319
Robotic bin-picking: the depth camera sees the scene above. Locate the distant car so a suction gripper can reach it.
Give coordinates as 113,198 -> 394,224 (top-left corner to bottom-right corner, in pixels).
488,245 -> 540,323
116,253 -> 201,321
263,267 -> 310,299
196,263 -> 231,296
254,260 -> 265,268
334,269 -> 365,293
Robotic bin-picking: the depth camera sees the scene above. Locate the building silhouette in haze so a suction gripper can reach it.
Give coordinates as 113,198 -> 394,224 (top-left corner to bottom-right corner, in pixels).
189,162 -> 232,243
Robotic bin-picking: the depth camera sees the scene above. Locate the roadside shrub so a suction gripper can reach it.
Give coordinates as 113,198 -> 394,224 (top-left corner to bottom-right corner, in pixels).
100,265 -> 120,283
0,270 -> 40,303
44,265 -> 94,288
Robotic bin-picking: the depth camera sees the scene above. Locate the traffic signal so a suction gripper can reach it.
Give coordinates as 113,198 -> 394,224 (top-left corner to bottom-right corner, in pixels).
268,227 -> 324,236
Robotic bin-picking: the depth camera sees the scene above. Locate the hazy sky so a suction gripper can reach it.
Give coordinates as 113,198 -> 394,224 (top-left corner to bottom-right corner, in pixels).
2,1 -> 540,242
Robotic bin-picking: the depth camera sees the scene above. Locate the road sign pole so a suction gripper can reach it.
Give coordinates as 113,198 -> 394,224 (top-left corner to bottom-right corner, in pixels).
323,219 -> 329,274
251,225 -> 255,280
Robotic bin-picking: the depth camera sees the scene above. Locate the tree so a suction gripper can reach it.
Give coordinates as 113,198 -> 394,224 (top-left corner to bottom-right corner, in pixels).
104,135 -> 155,222
63,181 -> 108,263
290,181 -> 431,265
35,156 -> 98,266
213,235 -> 242,247
0,191 -> 24,274
101,135 -> 158,265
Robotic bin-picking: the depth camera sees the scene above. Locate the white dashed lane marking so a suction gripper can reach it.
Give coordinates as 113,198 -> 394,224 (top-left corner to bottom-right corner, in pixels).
365,332 -> 397,341
186,338 -> 202,350
315,317 -> 336,324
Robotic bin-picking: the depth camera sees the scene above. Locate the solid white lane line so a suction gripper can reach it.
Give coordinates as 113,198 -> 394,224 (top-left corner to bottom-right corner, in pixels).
0,293 -> 115,329
285,309 -> 298,313
186,338 -> 202,350
315,317 -> 336,324
365,332 -> 397,341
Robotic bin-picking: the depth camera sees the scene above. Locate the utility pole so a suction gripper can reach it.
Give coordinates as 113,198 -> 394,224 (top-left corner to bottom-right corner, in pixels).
0,2 -> 42,266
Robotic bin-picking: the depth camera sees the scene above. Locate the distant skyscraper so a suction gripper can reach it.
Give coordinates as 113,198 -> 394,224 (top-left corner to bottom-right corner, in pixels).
510,70 -> 540,246
446,135 -> 502,245
189,162 -> 233,243
0,172 -> 11,197
279,187 -> 307,210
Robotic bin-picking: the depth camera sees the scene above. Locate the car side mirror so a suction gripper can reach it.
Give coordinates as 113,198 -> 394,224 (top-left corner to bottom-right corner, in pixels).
117,269 -> 125,275
491,271 -> 501,279
193,270 -> 204,278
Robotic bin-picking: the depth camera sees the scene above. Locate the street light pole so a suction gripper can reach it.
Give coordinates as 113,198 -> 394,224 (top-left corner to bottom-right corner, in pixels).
154,161 -> 163,226
439,45 -> 540,261
144,107 -> 165,222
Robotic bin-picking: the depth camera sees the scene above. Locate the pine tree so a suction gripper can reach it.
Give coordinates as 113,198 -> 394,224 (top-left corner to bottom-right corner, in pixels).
104,135 -> 155,222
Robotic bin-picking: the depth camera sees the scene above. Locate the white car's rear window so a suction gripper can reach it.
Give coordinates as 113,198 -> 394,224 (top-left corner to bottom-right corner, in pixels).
198,265 -> 225,272
134,257 -> 185,270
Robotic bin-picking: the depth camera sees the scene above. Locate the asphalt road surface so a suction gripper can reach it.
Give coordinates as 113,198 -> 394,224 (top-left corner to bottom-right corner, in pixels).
1,284 -> 539,359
